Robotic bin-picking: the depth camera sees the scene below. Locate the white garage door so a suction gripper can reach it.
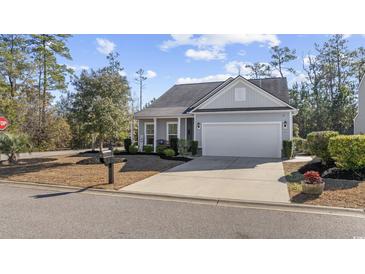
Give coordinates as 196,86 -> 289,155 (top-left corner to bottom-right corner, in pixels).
202,122 -> 282,158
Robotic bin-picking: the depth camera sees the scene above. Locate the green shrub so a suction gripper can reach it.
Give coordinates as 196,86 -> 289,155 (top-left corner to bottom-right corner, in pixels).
0,133 -> 32,163
163,148 -> 175,157
191,140 -> 198,156
156,144 -> 168,155
124,138 -> 132,153
307,131 -> 339,162
128,144 -> 138,154
329,135 -> 365,171
170,137 -> 178,155
282,140 -> 294,159
178,139 -> 190,156
293,137 -> 308,154
143,145 -> 153,153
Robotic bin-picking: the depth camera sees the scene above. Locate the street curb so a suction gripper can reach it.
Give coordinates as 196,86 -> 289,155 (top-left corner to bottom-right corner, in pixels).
1,179 -> 364,217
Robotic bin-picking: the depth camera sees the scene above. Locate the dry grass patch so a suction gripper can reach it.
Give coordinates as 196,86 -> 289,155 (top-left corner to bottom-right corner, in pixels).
0,154 -> 184,190
283,161 -> 365,209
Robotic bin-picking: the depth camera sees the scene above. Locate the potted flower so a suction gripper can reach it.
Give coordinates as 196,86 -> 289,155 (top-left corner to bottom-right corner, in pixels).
301,171 -> 325,195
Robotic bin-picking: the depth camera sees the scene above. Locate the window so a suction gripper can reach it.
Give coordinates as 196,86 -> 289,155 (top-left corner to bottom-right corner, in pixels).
235,87 -> 246,101
145,123 -> 154,145
167,122 -> 178,142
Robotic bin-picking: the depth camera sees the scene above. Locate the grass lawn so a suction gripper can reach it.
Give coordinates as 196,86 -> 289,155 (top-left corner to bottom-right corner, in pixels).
0,153 -> 185,190
283,161 -> 365,209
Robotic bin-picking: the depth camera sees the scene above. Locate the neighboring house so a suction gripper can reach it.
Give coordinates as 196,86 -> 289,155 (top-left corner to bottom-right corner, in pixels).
354,74 -> 365,134
134,75 -> 297,158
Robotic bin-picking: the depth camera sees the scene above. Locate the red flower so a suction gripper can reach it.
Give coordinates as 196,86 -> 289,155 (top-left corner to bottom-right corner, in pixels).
304,171 -> 322,184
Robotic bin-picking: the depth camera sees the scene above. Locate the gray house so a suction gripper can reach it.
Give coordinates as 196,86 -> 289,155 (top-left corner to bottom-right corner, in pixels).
134,75 -> 297,158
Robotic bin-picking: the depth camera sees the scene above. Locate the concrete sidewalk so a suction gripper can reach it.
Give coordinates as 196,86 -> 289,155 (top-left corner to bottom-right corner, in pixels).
122,156 -> 290,203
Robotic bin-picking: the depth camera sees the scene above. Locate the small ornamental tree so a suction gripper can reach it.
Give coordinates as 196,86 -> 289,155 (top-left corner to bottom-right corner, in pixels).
0,133 -> 32,163
71,52 -> 130,151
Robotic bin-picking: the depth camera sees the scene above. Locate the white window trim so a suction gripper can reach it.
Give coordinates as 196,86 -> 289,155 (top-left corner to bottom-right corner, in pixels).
144,122 -> 154,146
166,122 -> 178,140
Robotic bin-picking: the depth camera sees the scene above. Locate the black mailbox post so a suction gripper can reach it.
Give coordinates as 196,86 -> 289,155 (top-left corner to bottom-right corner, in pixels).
99,149 -> 115,184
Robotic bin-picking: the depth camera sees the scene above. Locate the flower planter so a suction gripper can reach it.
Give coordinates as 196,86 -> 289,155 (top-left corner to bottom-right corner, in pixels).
301,181 -> 325,195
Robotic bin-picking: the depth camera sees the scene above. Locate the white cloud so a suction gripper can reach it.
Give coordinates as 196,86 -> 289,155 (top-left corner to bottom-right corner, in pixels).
161,34 -> 280,62
119,70 -> 127,77
146,70 -> 157,79
185,48 -> 225,60
303,54 -> 316,65
66,64 -> 90,71
176,74 -> 232,84
288,73 -> 308,86
224,60 -> 257,76
343,34 -> 352,39
161,34 -> 280,51
96,38 -> 116,55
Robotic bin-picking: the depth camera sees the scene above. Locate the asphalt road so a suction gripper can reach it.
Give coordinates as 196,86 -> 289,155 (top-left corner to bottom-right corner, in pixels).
0,183 -> 364,239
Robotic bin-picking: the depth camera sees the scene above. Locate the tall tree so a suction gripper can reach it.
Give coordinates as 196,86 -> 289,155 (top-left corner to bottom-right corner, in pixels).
71,52 -> 130,150
351,46 -> 365,85
135,68 -> 147,111
245,62 -> 271,79
270,46 -> 297,77
0,34 -> 32,97
30,34 -> 72,133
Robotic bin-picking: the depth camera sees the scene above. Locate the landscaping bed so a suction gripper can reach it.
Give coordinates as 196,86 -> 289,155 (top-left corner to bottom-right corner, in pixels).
283,160 -> 365,209
0,153 -> 185,190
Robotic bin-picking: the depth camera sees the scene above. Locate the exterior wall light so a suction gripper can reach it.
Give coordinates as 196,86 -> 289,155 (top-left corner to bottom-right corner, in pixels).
283,121 -> 288,129
197,122 -> 201,129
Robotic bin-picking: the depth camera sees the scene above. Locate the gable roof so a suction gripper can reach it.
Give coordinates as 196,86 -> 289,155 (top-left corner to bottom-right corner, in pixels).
134,76 -> 292,118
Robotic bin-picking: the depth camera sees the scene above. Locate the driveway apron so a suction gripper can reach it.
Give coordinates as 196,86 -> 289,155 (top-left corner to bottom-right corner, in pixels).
122,156 -> 290,203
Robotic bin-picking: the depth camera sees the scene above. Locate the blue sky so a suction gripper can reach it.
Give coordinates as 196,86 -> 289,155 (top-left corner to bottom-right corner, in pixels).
60,34 -> 365,106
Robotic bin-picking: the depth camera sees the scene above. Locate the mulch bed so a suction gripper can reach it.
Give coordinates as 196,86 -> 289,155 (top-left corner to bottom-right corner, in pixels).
298,161 -> 365,180
283,160 -> 365,209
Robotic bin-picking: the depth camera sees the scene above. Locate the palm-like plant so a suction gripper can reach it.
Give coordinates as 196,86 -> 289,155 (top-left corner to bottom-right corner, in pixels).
0,133 -> 32,163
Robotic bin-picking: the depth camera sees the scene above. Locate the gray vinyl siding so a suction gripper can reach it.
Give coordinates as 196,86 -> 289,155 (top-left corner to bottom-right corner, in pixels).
355,77 -> 365,133
201,81 -> 284,109
194,112 -> 291,147
137,118 -> 188,147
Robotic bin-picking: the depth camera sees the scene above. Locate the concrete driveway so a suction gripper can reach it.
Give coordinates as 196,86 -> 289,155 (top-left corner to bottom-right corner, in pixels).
122,156 -> 290,203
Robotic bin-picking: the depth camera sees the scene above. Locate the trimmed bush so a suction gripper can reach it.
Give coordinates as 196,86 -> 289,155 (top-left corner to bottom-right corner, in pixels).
307,131 -> 339,162
178,139 -> 190,156
156,144 -> 168,155
170,137 -> 178,155
128,144 -> 138,154
191,140 -> 198,156
293,137 -> 308,154
282,140 -> 294,159
143,145 -> 153,154
124,138 -> 132,153
163,148 -> 175,157
329,135 -> 365,171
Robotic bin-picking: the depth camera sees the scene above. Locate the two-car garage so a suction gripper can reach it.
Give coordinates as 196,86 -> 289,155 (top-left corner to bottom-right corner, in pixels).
201,122 -> 282,158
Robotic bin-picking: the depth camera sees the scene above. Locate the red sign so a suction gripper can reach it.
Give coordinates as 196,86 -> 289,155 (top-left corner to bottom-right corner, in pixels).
0,117 -> 9,131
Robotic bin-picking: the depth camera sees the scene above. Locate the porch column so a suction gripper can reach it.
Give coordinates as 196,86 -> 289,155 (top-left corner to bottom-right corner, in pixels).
177,117 -> 181,139
137,120 -> 142,152
130,119 -> 134,144
153,117 -> 157,153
